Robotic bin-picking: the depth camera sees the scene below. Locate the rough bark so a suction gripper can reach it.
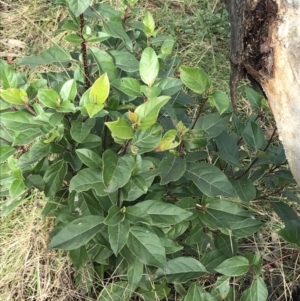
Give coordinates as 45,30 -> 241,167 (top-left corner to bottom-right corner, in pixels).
225,0 -> 300,185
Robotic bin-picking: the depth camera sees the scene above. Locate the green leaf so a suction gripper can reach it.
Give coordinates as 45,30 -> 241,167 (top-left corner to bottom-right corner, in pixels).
135,96 -> 170,130
108,219 -> 130,255
90,48 -> 118,81
198,199 -> 262,237
180,66 -> 211,94
69,246 -> 88,270
209,91 -> 230,114
155,129 -> 180,151
112,78 -> 142,97
110,50 -> 139,72
231,179 -> 256,203
17,45 -> 71,67
131,175 -> 148,193
127,226 -> 166,268
0,145 -> 16,163
104,205 -> 125,226
75,149 -> 102,169
184,283 -> 219,301
156,257 -> 206,283
0,88 -> 28,105
194,113 -> 230,140
70,118 -> 95,143
127,254 -> 143,290
57,100 -> 75,113
245,87 -> 263,110
215,131 -> 241,167
69,168 -> 103,195
0,111 -> 37,132
242,121 -> 265,151
105,118 -> 134,140
9,179 -> 26,198
185,162 -> 237,197
90,73 -> 110,104
98,281 -> 131,301
139,47 -> 159,87
60,79 -> 77,101
85,103 -> 104,118
154,77 -> 183,96
131,123 -> 163,154
215,234 -> 237,257
38,89 -> 60,109
102,150 -> 135,193
241,277 -> 268,301
0,60 -> 18,89
67,0 -> 91,16
183,129 -> 207,150
134,200 -> 192,225
143,11 -> 155,36
43,160 -> 67,197
215,256 -> 249,276
214,275 -> 231,300
125,206 -> 152,224
49,215 -> 104,250
64,33 -> 83,44
158,154 -> 187,185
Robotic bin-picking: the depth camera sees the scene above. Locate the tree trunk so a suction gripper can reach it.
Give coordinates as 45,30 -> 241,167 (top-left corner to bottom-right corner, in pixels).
225,0 -> 300,185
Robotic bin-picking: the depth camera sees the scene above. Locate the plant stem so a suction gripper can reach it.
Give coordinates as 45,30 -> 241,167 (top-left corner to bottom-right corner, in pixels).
79,14 -> 91,89
191,97 -> 208,130
25,103 -> 37,116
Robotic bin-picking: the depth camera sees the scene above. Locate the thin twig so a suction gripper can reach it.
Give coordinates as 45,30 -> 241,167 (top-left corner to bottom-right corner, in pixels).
79,14 -> 91,89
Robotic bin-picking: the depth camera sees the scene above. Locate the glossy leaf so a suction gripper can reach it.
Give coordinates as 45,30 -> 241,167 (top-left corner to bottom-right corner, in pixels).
111,78 -> 142,97
0,88 -> 28,105
156,257 -> 206,283
183,129 -> 207,150
185,162 -> 237,197
135,96 -> 170,130
85,103 -> 104,118
64,33 -> 83,44
90,73 -> 110,104
49,215 -> 104,250
154,77 -> 183,96
155,129 -> 180,151
139,47 -> 159,87
38,89 -> 60,109
105,118 -> 134,140
60,79 -> 77,101
245,87 -> 263,110
110,50 -> 139,72
180,66 -> 211,94
241,277 -> 268,301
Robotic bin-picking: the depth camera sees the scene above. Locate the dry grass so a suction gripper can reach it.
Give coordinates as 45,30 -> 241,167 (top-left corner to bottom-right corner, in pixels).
0,195 -> 85,301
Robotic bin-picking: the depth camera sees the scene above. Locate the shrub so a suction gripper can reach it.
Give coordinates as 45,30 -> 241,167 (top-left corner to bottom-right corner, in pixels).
0,1 -> 299,300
